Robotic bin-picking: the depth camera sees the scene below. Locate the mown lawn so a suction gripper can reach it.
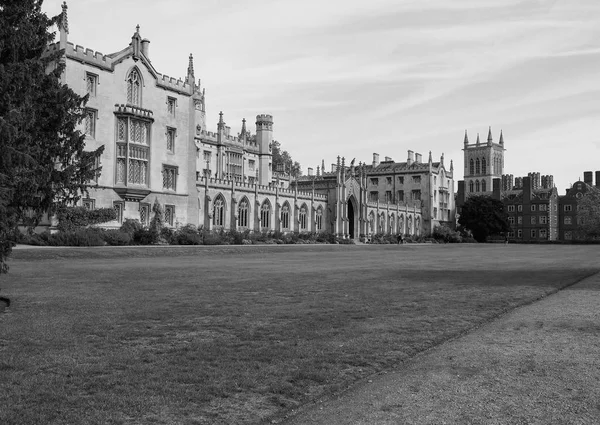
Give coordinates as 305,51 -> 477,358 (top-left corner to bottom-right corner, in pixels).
1,244 -> 598,424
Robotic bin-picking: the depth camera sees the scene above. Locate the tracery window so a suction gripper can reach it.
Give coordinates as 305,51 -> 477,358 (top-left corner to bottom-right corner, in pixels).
166,127 -> 176,153
482,158 -> 487,174
475,180 -> 480,192
213,196 -> 225,227
316,207 -> 323,231
299,205 -> 308,231
165,205 -> 175,226
469,159 -> 474,175
127,68 -> 142,106
482,179 -> 486,192
238,198 -> 249,228
476,158 -> 480,174
139,203 -> 149,226
260,201 -> 271,230
281,203 -> 290,230
469,180 -> 474,192
116,117 -> 150,186
162,166 -> 177,191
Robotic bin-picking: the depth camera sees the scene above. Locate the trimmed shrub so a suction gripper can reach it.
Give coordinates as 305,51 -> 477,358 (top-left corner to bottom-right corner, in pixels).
120,219 -> 144,237
47,228 -> 105,246
101,230 -> 131,246
56,206 -> 117,232
172,224 -> 202,245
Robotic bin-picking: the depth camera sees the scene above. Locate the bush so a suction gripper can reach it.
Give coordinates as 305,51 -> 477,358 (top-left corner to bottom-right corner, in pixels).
101,230 -> 131,246
172,224 -> 202,245
432,225 -> 463,243
120,219 -> 143,237
47,228 -> 105,246
56,206 -> 117,232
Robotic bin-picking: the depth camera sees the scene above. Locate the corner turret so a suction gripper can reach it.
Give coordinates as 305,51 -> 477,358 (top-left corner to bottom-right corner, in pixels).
499,129 -> 504,146
256,114 -> 273,186
487,126 -> 493,146
464,130 -> 469,147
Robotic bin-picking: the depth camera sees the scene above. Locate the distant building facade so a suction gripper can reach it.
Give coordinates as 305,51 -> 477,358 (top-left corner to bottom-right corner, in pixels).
457,129 -> 559,241
558,171 -> 600,240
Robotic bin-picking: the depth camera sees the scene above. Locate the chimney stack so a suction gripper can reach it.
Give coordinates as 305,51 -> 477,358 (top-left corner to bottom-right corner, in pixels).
584,171 -> 593,185
415,152 -> 422,163
407,150 -> 414,166
384,156 -> 392,162
596,171 -> 600,188
141,38 -> 150,58
372,153 -> 380,167
308,167 -> 313,176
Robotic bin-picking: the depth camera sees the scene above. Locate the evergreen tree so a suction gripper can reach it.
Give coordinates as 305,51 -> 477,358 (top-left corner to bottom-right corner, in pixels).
0,0 -> 103,274
458,195 -> 510,242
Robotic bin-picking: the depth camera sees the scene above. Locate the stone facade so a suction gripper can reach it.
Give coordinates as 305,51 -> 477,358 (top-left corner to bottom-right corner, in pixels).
45,5 -> 430,238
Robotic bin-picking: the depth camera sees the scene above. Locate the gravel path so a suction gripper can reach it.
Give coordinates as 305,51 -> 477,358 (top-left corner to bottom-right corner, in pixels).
282,272 -> 600,425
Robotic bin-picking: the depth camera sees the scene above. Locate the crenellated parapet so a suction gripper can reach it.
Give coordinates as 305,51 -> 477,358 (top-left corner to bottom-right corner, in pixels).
256,114 -> 273,131
113,103 -> 154,121
196,176 -> 327,201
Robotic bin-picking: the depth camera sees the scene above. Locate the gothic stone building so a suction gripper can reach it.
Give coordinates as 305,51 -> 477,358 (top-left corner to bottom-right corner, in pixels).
48,4 -> 427,238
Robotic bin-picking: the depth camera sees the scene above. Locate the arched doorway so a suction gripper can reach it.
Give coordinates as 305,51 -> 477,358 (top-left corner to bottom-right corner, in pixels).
347,195 -> 357,239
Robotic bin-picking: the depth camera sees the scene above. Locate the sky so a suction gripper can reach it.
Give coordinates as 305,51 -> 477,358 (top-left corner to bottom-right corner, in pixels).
42,0 -> 600,193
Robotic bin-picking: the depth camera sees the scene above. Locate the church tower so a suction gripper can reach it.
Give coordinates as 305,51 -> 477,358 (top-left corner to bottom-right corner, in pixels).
256,114 -> 273,186
463,127 -> 505,197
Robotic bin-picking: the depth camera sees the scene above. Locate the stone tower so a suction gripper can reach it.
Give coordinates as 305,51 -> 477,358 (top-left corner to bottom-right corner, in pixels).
256,114 -> 273,186
463,127 -> 505,197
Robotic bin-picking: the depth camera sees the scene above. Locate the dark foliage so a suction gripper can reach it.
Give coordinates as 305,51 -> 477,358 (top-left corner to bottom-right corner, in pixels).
56,206 -> 116,232
0,0 -> 103,275
458,195 -> 510,242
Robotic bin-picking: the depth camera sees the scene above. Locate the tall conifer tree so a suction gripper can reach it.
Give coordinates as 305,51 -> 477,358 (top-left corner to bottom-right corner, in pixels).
0,0 -> 103,275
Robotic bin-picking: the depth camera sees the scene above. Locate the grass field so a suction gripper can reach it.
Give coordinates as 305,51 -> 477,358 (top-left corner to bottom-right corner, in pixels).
1,244 -> 599,424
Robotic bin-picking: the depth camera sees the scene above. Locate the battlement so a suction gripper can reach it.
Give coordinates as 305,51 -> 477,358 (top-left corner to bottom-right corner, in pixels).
196,176 -> 328,201
256,114 -> 273,123
114,103 -> 154,120
198,130 -> 259,151
64,42 -> 112,70
156,72 -> 192,93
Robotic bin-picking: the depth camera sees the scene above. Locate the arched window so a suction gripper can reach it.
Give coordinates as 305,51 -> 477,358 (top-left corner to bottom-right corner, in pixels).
316,207 -> 323,231
379,213 -> 385,234
482,179 -> 487,192
127,68 -> 142,106
415,217 -> 420,236
281,203 -> 290,230
238,198 -> 249,228
213,195 -> 225,227
469,180 -> 474,192
368,211 -> 375,233
482,158 -> 487,174
475,158 -> 480,174
469,159 -> 474,175
475,180 -> 480,192
407,215 -> 413,235
399,214 -> 404,234
260,201 -> 271,230
299,204 -> 308,231
389,215 -> 395,234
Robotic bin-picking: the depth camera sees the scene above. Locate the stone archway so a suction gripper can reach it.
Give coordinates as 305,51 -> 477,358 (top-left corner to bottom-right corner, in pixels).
347,195 -> 358,239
